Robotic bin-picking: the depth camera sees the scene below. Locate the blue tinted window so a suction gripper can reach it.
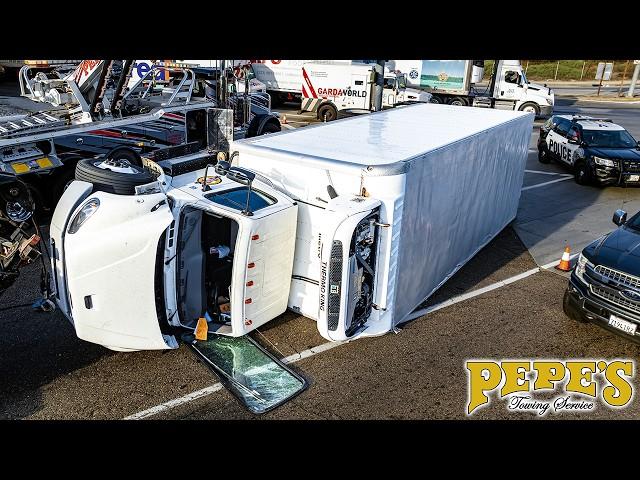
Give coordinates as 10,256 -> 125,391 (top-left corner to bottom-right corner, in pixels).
206,187 -> 276,212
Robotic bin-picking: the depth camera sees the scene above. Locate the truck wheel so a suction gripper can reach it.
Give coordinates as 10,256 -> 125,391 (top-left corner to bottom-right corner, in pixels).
259,121 -> 281,135
75,158 -> 155,195
448,97 -> 468,106
318,104 -> 338,122
538,147 -> 551,164
574,161 -> 591,186
108,148 -> 142,167
518,102 -> 540,117
429,95 -> 442,104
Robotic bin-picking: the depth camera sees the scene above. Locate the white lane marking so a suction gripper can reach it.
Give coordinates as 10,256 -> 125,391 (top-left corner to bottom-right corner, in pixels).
522,176 -> 573,191
124,384 -> 224,420
124,251 -> 579,420
124,340 -> 345,420
540,252 -> 579,270
281,124 -> 296,130
525,169 -> 573,177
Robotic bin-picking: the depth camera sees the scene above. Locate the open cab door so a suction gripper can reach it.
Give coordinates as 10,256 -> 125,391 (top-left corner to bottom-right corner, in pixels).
62,189 -> 177,351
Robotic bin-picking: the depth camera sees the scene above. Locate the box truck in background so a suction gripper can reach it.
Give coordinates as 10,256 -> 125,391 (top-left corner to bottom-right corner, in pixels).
249,60 -> 351,105
388,60 -> 554,117
299,62 -> 431,121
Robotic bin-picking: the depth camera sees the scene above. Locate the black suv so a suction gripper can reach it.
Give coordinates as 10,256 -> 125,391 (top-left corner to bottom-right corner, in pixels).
564,209 -> 640,342
538,115 -> 640,186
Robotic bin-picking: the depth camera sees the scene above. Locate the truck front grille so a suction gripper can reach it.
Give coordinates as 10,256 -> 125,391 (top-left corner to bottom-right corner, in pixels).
591,285 -> 640,315
327,240 -> 343,331
594,265 -> 640,289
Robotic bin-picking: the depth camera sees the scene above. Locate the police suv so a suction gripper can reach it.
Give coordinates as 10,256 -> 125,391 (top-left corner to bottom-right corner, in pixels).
538,115 -> 640,186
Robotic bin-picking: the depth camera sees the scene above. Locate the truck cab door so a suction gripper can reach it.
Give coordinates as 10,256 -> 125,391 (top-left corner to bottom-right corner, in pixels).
381,76 -> 396,107
498,68 -> 523,101
235,202 -> 298,336
63,190 -> 177,351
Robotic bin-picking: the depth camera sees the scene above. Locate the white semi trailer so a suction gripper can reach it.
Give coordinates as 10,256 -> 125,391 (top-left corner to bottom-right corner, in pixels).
50,103 -> 532,351
388,60 -> 554,117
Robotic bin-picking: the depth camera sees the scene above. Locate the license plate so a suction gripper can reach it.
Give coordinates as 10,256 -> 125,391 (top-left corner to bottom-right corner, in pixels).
628,175 -> 640,182
609,314 -> 637,335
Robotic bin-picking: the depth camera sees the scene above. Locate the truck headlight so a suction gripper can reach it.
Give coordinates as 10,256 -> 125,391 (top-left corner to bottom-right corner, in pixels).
68,198 -> 100,234
575,253 -> 594,284
594,156 -> 615,167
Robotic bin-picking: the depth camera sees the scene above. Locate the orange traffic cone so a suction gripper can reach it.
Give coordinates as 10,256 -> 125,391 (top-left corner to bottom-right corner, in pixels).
280,114 -> 287,125
194,317 -> 208,341
556,246 -> 572,271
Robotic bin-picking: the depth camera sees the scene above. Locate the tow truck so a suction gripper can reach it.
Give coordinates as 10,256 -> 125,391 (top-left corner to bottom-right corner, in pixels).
0,60 -> 280,212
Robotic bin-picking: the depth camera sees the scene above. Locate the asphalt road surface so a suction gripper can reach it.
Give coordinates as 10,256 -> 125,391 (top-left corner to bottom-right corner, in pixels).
2,80 -> 640,420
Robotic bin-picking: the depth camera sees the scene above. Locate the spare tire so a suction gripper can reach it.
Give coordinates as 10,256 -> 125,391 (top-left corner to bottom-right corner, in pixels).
75,158 -> 155,195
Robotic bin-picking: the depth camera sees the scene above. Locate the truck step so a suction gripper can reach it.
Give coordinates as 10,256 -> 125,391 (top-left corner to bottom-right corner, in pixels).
188,334 -> 307,414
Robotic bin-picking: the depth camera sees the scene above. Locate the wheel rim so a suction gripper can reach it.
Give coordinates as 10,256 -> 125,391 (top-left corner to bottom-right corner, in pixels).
94,158 -> 142,175
523,105 -> 536,113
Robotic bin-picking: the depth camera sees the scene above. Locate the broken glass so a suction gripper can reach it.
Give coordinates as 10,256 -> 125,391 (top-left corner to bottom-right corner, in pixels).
189,334 -> 307,414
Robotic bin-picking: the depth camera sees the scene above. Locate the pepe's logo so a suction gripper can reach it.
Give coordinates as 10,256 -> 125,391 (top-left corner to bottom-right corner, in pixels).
466,359 -> 635,416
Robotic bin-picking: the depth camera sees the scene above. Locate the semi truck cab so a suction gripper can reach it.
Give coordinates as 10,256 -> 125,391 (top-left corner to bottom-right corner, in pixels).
490,60 -> 554,117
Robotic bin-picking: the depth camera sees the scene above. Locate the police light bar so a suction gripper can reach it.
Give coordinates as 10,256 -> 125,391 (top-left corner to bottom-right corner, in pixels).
572,115 -> 612,123
155,61 -> 199,69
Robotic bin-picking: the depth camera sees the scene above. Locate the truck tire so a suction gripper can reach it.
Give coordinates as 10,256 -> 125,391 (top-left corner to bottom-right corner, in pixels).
448,97 -> 468,106
259,121 -> 281,135
247,115 -> 281,137
429,95 -> 443,104
108,148 -> 142,167
518,102 -> 540,117
75,158 -> 155,195
317,103 -> 338,122
538,147 -> 551,164
574,161 -> 591,186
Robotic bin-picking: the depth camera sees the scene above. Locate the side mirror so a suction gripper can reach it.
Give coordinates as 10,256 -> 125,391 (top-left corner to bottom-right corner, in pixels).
613,209 -> 627,226
568,137 -> 580,145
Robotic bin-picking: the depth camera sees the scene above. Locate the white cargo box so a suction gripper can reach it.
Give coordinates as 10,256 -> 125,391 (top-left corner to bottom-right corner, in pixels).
233,104 -> 533,339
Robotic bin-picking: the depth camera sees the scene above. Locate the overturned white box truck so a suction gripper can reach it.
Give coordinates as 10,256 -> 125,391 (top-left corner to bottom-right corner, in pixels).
50,103 -> 533,352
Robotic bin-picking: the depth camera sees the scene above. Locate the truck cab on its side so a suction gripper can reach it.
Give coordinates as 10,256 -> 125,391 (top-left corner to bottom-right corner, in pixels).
49,111 -> 297,351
